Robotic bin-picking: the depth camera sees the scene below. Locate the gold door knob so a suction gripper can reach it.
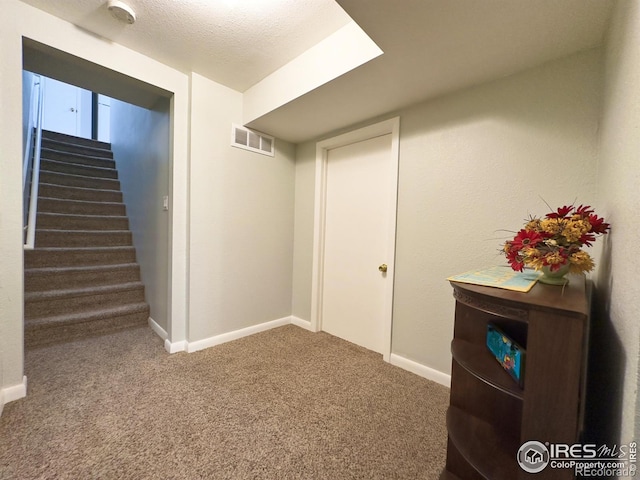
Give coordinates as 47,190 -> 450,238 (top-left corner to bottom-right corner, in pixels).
378,264 -> 388,273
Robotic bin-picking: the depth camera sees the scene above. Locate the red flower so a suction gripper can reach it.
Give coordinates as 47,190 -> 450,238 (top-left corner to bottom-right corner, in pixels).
506,253 -> 525,272
546,205 -> 574,219
504,243 -> 525,272
579,233 -> 596,247
588,214 -> 610,235
511,229 -> 544,250
576,205 -> 594,216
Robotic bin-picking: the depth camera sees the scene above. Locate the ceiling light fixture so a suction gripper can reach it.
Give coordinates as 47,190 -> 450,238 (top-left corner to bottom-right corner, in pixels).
107,0 -> 136,25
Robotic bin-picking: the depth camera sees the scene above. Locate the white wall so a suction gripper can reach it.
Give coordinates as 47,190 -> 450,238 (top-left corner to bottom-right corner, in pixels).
594,0 -> 640,445
1,1 -> 29,400
0,0 -> 190,402
293,49 -> 602,376
188,73 -> 296,343
110,98 -> 171,331
291,142 -> 316,320
393,48 -> 602,374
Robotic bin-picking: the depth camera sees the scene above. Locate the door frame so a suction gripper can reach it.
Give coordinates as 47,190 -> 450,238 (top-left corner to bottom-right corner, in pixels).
310,117 -> 400,362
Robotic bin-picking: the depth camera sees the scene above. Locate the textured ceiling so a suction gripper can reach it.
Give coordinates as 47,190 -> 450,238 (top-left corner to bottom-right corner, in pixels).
19,0 -> 615,143
248,0 -> 615,142
18,0 -> 352,92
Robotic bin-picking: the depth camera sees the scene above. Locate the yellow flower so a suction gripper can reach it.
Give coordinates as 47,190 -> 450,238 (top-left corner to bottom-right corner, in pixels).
545,251 -> 567,265
523,247 -> 541,257
569,251 -> 595,274
525,219 -> 542,232
540,218 -> 562,235
562,219 -> 591,243
527,257 -> 546,270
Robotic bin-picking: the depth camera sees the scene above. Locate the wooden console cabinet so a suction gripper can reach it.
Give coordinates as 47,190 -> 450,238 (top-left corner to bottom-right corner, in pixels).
441,275 -> 591,480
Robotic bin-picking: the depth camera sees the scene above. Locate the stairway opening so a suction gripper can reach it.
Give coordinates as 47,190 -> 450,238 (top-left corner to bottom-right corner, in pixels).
22,66 -> 171,348
24,129 -> 151,346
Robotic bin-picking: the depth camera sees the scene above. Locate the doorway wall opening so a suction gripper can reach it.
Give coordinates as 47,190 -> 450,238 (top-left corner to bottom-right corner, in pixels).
22,38 -> 173,341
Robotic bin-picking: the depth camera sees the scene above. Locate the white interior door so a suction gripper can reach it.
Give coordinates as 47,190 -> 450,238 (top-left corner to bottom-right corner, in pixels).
321,133 -> 394,354
42,77 -> 83,136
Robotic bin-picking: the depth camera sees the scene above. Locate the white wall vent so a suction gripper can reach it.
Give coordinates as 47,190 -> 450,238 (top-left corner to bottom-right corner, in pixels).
231,124 -> 275,157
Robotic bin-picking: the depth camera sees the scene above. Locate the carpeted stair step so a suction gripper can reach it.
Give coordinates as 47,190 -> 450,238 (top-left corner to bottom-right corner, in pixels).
41,148 -> 115,169
25,246 -> 138,268
36,229 -> 132,248
25,282 -> 146,318
26,131 -> 150,348
42,130 -> 111,150
25,263 -> 142,292
24,302 -> 149,348
36,212 -> 129,231
39,170 -> 121,191
41,159 -> 118,179
38,183 -> 123,203
38,197 -> 126,216
41,138 -> 113,159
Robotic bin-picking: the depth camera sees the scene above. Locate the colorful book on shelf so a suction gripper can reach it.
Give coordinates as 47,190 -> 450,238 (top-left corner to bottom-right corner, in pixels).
486,323 -> 525,387
447,265 -> 542,292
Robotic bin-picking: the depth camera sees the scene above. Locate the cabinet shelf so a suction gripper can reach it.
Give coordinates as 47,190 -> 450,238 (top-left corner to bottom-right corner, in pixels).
447,406 -> 518,480
442,278 -> 590,479
451,339 -> 524,400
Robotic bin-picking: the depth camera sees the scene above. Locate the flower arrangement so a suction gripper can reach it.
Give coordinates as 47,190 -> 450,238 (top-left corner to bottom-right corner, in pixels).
503,204 -> 610,274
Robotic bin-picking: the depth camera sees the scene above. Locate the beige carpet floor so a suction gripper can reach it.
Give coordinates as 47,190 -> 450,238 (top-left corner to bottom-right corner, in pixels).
0,325 -> 449,479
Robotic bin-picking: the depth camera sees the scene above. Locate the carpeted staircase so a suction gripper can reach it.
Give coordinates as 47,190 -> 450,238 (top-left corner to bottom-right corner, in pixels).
24,130 -> 150,348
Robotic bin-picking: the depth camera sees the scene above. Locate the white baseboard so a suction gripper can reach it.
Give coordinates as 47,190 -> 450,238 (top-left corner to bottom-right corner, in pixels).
290,315 -> 314,331
389,354 -> 451,388
165,339 -> 187,354
2,376 -> 28,406
148,317 -> 185,354
186,316 -> 292,353
148,317 -> 168,340
160,316 -> 302,354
